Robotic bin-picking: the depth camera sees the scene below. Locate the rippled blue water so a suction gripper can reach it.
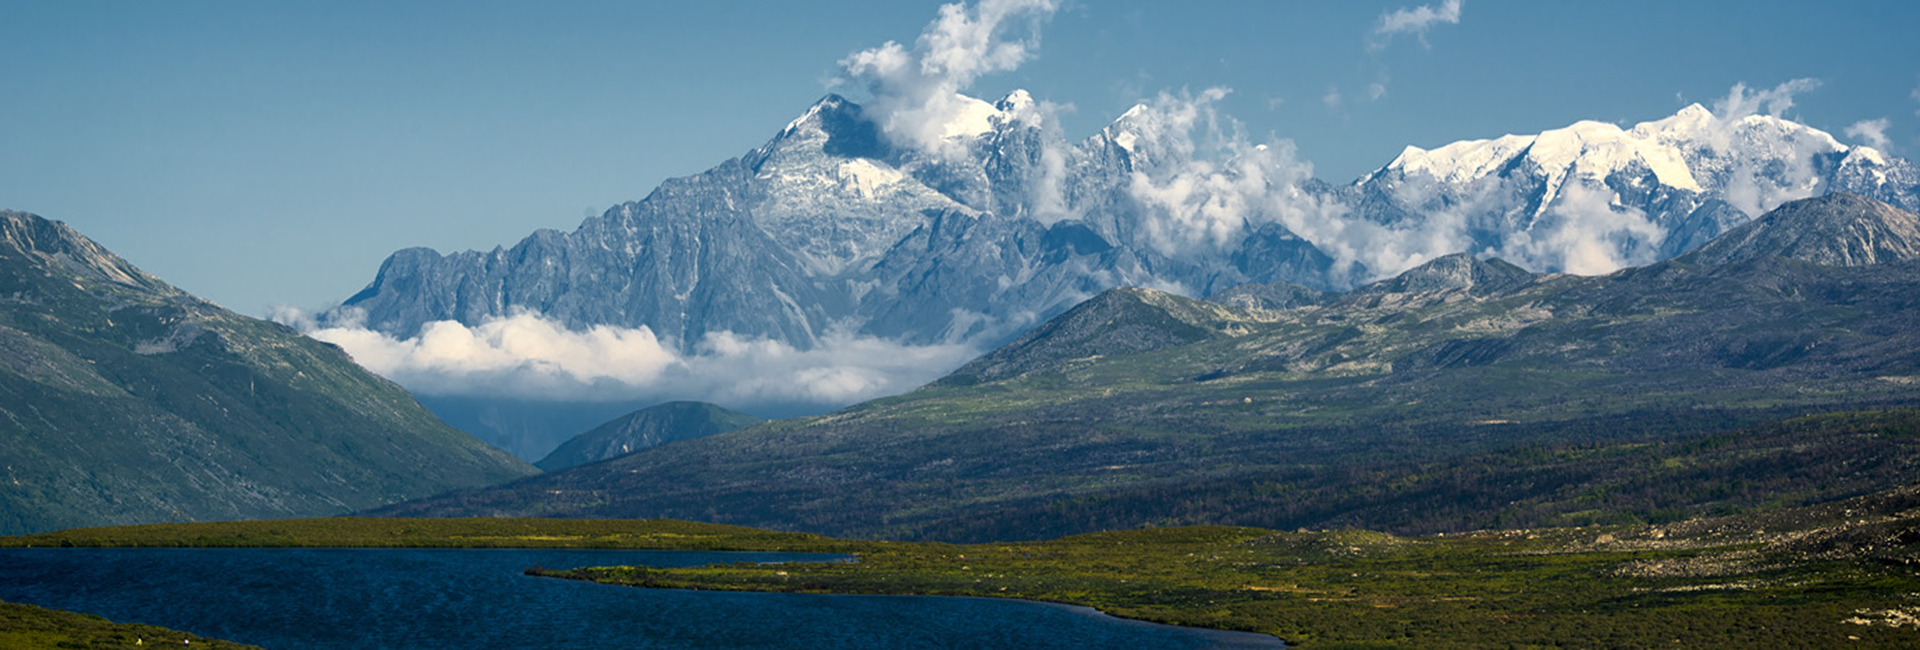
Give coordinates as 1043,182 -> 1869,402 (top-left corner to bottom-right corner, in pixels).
0,548 -> 1283,649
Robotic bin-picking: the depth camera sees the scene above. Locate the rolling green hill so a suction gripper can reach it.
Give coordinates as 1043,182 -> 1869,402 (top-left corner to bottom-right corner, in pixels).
0,211 -> 536,535
374,194 -> 1920,541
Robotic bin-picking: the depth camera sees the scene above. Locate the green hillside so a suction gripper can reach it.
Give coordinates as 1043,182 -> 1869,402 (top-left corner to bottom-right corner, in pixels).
0,211 -> 536,534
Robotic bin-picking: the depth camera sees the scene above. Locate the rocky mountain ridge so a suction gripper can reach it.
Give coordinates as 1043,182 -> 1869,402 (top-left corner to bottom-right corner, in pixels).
1682,192 -> 1920,267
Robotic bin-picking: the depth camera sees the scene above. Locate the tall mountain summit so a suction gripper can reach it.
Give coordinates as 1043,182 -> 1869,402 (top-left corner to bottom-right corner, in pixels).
0,211 -> 535,535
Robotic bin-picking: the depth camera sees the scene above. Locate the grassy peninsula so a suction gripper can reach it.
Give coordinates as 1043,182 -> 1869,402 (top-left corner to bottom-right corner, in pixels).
536,519 -> 1919,649
0,600 -> 262,650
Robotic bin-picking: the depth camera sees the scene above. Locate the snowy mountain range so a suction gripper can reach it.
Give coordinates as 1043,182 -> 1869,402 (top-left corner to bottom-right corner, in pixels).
334,91 -> 1916,358
1353,103 -> 1918,273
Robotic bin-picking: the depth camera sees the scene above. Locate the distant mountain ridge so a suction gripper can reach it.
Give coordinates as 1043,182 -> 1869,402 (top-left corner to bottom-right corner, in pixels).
334,94 -> 1920,359
1353,254 -> 1537,297
535,401 -> 760,472
940,287 -> 1266,386
374,195 -> 1920,540
1682,192 -> 1920,267
0,211 -> 535,535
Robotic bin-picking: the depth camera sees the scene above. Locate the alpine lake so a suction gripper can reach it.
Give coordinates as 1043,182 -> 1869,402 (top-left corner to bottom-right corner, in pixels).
0,545 -> 1283,649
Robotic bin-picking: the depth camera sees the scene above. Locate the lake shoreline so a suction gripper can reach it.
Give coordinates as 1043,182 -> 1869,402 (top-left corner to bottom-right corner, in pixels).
1,546 -> 1261,649
528,567 -> 1291,648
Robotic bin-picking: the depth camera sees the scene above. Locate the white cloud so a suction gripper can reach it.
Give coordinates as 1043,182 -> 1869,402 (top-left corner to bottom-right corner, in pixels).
999,93 -> 1077,224
1112,87 -> 1470,283
1498,183 -> 1664,275
1911,83 -> 1920,117
1277,171 -> 1484,282
685,329 -> 979,406
1322,86 -> 1343,111
287,308 -> 978,411
837,0 -> 1059,156
1845,118 -> 1892,150
1707,79 -> 1835,216
1369,0 -> 1464,50
1367,82 -> 1389,101
1713,78 -> 1821,122
1030,108 -> 1074,221
1119,88 -> 1321,259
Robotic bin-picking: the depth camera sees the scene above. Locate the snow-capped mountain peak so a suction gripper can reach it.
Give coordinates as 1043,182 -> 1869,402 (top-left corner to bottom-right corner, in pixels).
1629,102 -> 1715,138
1377,134 -> 1536,185
1536,118 -> 1701,193
1093,104 -> 1152,155
942,93 -> 1004,139
1848,146 -> 1889,167
989,89 -> 1045,130
782,94 -> 854,138
1382,115 -> 1702,196
1366,101 -> 1901,212
995,88 -> 1035,112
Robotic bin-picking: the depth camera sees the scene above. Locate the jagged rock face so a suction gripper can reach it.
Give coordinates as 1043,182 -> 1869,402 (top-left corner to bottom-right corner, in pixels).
343,149 -> 850,350
338,95 -> 1919,356
0,212 -> 536,535
1683,193 -> 1920,267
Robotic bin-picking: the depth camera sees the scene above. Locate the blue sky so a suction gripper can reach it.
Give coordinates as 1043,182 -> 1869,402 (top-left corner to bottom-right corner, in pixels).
4,0 -> 1917,316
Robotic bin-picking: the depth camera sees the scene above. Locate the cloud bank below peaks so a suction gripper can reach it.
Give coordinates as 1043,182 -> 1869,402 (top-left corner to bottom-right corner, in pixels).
1507,183 -> 1665,275
280,308 -> 978,412
837,0 -> 1058,156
